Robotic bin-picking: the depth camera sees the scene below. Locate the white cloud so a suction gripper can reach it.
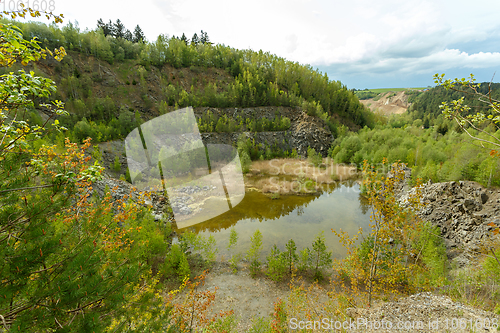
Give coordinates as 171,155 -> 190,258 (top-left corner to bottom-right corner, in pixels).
45,0 -> 500,87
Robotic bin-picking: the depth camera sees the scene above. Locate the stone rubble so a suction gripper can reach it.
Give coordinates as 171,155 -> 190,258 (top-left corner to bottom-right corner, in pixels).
394,169 -> 500,267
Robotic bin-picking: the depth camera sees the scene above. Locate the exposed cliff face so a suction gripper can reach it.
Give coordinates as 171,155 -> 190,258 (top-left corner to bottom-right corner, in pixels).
196,106 -> 333,158
398,179 -> 500,266
360,91 -> 410,115
96,106 -> 333,177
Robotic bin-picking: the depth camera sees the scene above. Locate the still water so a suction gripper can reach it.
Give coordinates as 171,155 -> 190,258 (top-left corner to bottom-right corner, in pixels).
173,180 -> 372,259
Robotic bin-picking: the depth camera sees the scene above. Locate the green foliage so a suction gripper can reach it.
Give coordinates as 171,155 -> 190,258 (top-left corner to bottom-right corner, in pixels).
411,222 -> 448,287
307,146 -> 322,166
328,119 -> 500,187
226,227 -> 242,273
113,155 -> 121,172
311,231 -> 333,280
5,17 -> 375,130
298,247 -> 311,272
163,244 -> 191,283
204,314 -> 238,332
354,90 -> 378,100
284,239 -> 298,274
197,110 -> 291,133
248,316 -> 272,333
179,231 -> 218,264
265,245 -> 287,282
91,144 -> 103,163
247,230 -> 263,277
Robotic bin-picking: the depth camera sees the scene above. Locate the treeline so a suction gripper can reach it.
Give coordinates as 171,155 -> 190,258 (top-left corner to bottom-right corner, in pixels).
197,110 -> 291,133
408,83 -> 500,127
329,114 -> 500,187
1,17 -> 374,142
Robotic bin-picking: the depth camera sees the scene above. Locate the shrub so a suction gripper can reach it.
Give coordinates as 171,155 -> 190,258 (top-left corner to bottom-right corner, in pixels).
227,227 -> 242,273
247,230 -> 263,277
311,231 -> 333,281
307,147 -> 322,166
113,155 -> 121,172
266,245 -> 287,282
162,243 -> 190,283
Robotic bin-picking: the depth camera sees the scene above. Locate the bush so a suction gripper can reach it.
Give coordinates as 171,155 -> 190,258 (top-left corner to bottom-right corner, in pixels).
307,147 -> 322,166
162,244 -> 190,283
266,245 -> 287,281
311,231 -> 333,280
247,230 -> 263,277
113,155 -> 121,172
411,222 -> 448,287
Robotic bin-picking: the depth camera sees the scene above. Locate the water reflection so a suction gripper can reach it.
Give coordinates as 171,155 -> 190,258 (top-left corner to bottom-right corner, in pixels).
173,180 -> 371,259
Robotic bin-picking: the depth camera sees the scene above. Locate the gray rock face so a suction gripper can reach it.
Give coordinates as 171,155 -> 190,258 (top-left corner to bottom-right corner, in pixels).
396,174 -> 500,267
196,106 -> 333,157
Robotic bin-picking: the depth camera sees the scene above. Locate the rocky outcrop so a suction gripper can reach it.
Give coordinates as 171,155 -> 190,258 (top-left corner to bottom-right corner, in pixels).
95,106 -> 334,177
398,178 -> 500,266
196,106 -> 333,157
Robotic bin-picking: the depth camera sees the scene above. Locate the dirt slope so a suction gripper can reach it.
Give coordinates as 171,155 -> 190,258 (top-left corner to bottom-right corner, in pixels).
360,91 -> 410,115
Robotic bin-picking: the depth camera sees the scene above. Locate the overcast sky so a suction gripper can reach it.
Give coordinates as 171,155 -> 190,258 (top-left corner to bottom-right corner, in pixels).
38,0 -> 500,88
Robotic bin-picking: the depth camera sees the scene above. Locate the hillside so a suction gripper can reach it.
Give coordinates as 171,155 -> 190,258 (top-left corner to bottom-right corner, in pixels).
0,18 -> 375,150
360,90 -> 411,115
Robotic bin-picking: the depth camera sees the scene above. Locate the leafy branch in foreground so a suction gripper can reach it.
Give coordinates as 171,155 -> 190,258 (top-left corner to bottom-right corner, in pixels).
434,73 -> 500,155
0,15 -> 172,331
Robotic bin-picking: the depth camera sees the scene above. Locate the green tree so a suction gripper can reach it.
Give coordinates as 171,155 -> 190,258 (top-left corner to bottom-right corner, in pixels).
434,73 -> 500,156
247,230 -> 263,277
133,24 -> 146,43
191,32 -> 199,46
284,239 -> 298,274
114,19 -> 126,39
0,16 -> 169,332
310,231 -> 332,280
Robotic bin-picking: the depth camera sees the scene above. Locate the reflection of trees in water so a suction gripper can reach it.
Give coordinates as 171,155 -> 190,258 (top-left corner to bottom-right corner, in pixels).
174,179 -> 368,235
358,193 -> 370,215
175,191 -> 321,233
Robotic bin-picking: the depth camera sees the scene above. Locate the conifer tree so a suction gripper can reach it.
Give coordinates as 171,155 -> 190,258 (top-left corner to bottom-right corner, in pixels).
105,19 -> 115,37
133,24 -> 146,43
200,30 -> 210,44
180,32 -> 189,45
124,29 -> 133,42
0,14 -> 169,332
114,19 -> 125,39
191,32 -> 199,46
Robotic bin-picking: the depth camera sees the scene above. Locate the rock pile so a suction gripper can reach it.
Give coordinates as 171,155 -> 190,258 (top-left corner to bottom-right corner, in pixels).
90,176 -> 173,222
349,292 -> 499,333
397,176 -> 500,266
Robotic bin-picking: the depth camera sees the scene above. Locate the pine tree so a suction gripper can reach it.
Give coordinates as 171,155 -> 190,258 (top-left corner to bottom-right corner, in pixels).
133,24 -> 145,43
0,18 -> 168,332
105,19 -> 115,37
180,32 -> 189,45
124,29 -> 133,41
200,30 -> 210,44
191,32 -> 199,45
114,19 -> 125,39
96,18 -> 106,33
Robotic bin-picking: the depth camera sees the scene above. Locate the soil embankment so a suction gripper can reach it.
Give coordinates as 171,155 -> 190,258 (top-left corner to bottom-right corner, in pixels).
360,91 -> 410,115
